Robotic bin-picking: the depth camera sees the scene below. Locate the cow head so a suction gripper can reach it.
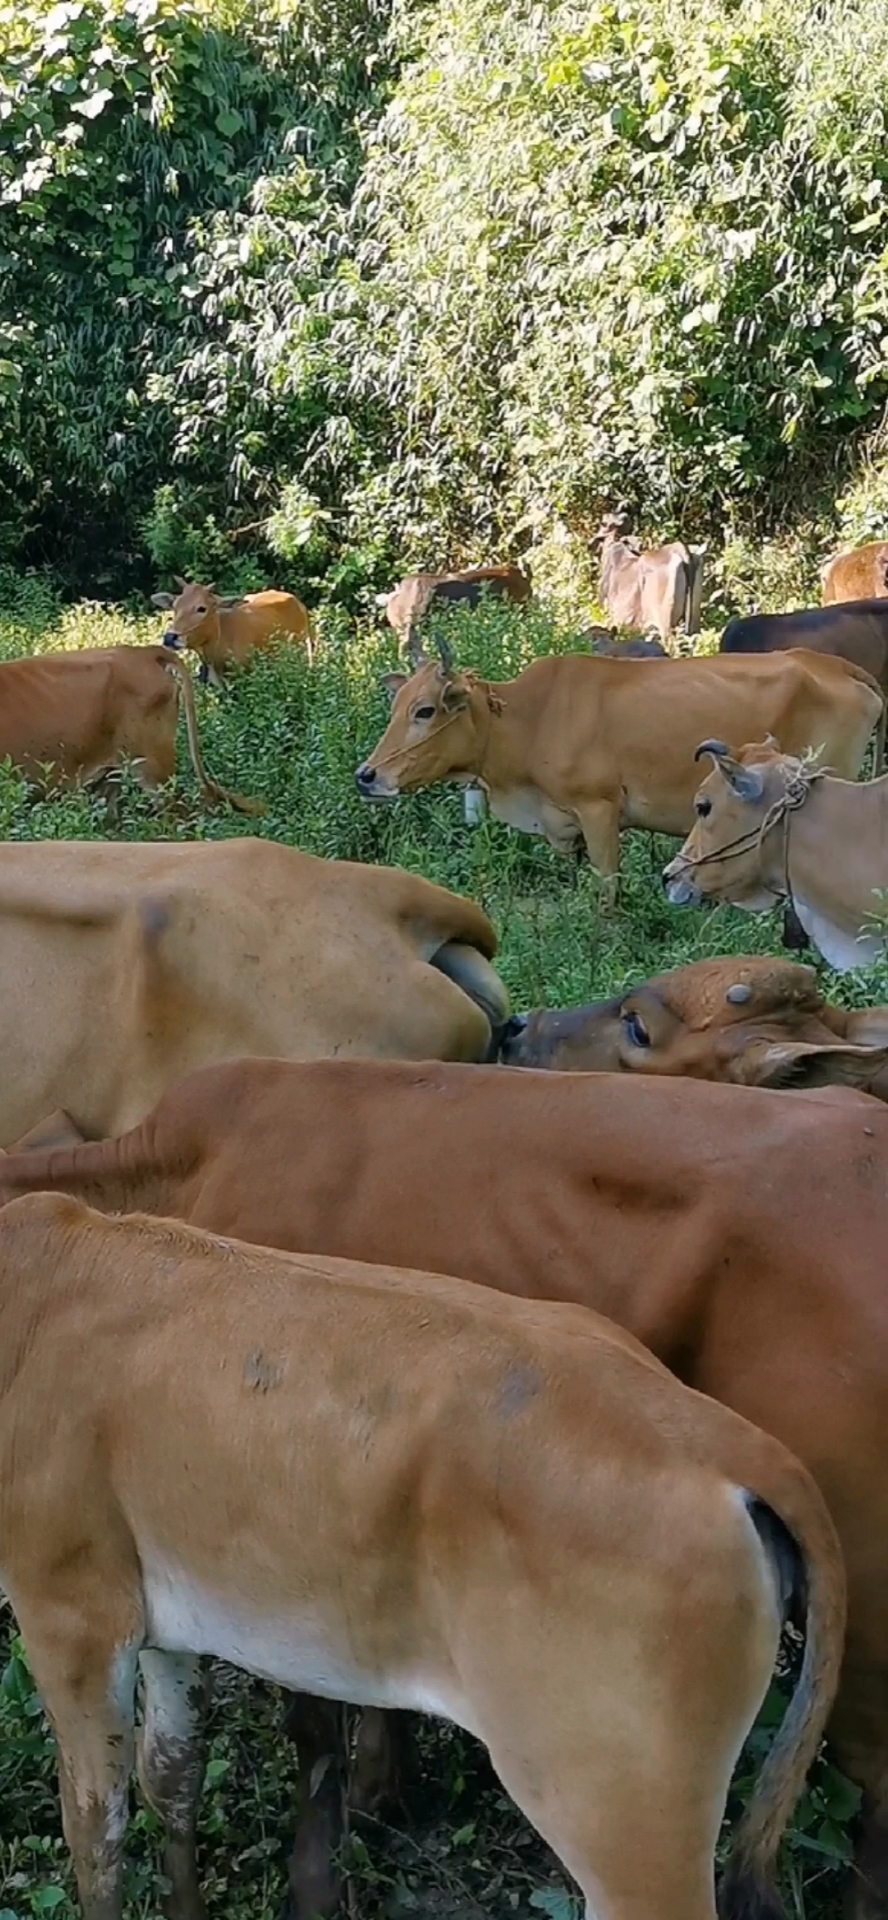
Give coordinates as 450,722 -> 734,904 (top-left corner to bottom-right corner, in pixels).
355,642 -> 489,800
150,579 -> 232,652
663,738 -> 796,911
500,955 -> 888,1092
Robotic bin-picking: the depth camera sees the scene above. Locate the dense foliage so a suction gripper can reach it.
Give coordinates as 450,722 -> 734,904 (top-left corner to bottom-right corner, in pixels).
2,0 -> 887,595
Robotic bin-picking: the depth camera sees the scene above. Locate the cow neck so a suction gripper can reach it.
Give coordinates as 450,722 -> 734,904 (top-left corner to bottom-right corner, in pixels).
779,775 -> 888,964
470,673 -> 529,793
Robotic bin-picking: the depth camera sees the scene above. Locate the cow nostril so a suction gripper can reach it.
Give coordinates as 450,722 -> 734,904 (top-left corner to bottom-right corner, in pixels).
505,1014 -> 528,1039
355,764 -> 375,789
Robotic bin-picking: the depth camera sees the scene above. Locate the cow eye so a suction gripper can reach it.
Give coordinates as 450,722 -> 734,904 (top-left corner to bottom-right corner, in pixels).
695,798 -> 712,818
622,1010 -> 650,1048
196,604 -> 206,615
413,704 -> 436,722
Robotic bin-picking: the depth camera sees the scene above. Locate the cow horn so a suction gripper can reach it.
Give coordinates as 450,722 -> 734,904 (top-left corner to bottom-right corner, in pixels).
437,633 -> 456,675
405,627 -> 429,671
174,574 -> 187,590
694,739 -> 730,763
726,983 -> 753,1005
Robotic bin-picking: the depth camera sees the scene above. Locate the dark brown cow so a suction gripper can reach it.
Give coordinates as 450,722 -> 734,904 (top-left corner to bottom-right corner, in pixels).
376,564 -> 532,660
4,1059 -> 888,1920
500,953 -> 888,1089
0,645 -> 260,812
720,602 -> 888,771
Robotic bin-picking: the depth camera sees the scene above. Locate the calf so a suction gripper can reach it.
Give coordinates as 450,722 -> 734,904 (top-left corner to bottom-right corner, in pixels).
501,953 -> 888,1090
721,601 -> 888,770
664,737 -> 888,970
0,645 -> 260,812
0,1192 -> 843,1920
377,563 -> 531,661
152,579 -> 314,685
4,1058 -> 888,1920
822,542 -> 888,604
356,641 -> 881,895
597,510 -> 704,644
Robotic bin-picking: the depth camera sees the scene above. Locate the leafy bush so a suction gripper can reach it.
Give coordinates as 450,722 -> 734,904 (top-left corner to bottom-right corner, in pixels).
330,0 -> 888,558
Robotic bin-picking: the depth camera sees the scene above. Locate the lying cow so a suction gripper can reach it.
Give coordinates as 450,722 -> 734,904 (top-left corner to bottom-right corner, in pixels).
500,953 -> 888,1089
0,1192 -> 842,1920
582,627 -> 669,659
355,639 -> 882,895
0,645 -> 260,812
664,737 -> 888,971
822,541 -> 888,604
597,510 -> 704,644
377,563 -> 531,661
152,578 -> 314,685
0,838 -> 508,1144
721,601 -> 888,770
5,1056 -> 888,1920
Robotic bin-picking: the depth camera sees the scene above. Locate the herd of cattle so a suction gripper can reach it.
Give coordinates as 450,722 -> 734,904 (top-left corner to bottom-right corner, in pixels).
4,527 -> 888,1920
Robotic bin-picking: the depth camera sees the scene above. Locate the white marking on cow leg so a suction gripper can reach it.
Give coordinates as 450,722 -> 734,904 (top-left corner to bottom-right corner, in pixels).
463,785 -> 487,827
137,1650 -> 209,1920
33,1639 -> 138,1920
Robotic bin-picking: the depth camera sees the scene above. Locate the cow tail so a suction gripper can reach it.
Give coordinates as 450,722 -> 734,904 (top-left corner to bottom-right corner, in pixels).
164,657 -> 266,817
719,1465 -> 845,1920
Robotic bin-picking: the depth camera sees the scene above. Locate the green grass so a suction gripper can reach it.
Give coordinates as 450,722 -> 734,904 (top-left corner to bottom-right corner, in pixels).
0,579 -> 880,1918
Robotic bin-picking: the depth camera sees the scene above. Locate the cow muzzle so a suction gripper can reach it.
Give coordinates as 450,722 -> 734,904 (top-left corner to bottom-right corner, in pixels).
355,763 -> 397,800
162,630 -> 185,651
662,856 -> 702,908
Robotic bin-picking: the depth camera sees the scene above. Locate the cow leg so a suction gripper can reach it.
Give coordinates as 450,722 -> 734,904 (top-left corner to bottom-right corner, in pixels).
781,902 -> 810,951
576,800 -> 621,912
350,1708 -> 418,1815
828,1655 -> 888,1920
137,1650 -> 209,1920
282,1693 -> 348,1920
16,1603 -> 140,1920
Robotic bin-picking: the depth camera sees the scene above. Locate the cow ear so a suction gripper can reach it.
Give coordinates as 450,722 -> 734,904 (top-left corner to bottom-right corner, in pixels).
746,1039 -> 888,1090
151,593 -> 175,610
441,676 -> 471,711
381,672 -> 409,699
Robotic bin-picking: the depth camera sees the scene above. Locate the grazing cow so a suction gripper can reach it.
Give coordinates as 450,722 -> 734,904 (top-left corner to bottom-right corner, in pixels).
355,641 -> 881,894
822,542 -> 888,605
597,511 -> 705,644
664,738 -> 888,971
6,1056 -> 888,1920
721,602 -> 888,771
0,1192 -> 842,1920
0,839 -> 508,1145
0,646 -> 260,813
151,578 -> 314,685
499,953 -> 888,1088
376,564 -> 531,661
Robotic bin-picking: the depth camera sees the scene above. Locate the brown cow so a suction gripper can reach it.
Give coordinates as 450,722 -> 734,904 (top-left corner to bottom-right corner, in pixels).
151,579 -> 314,685
0,838 -> 508,1144
5,1057 -> 888,1920
500,953 -> 888,1087
376,564 -> 531,661
663,738 -> 888,971
355,642 -> 881,896
0,645 -> 260,813
0,1192 -> 843,1920
597,511 -> 705,644
822,542 -> 888,604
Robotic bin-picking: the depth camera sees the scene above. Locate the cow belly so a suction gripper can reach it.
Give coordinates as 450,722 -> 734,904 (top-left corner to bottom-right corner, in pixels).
141,1553 -> 456,1718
